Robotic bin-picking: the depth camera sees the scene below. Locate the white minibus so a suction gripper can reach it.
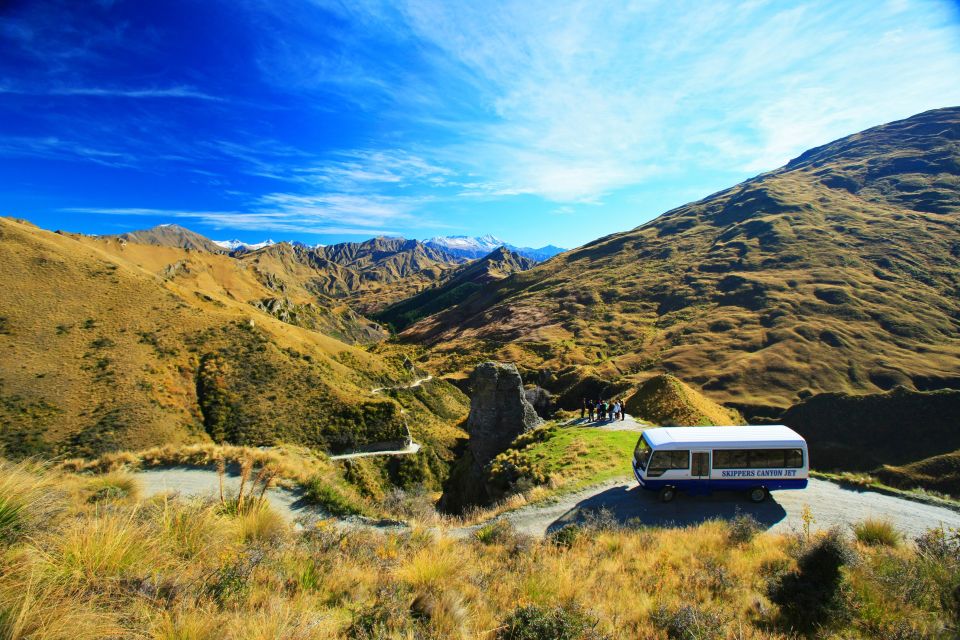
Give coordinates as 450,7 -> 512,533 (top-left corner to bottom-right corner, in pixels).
632,425 -> 809,503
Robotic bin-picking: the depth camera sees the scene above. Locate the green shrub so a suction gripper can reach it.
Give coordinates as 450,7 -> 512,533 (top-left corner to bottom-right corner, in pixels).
206,550 -> 263,605
302,475 -> 364,517
89,336 -> 115,349
727,510 -> 762,545
767,528 -> 857,633
497,604 -> 608,640
913,527 -> 960,629
475,519 -> 517,545
549,524 -> 583,549
853,517 -> 902,547
348,591 -> 415,639
651,604 -> 727,640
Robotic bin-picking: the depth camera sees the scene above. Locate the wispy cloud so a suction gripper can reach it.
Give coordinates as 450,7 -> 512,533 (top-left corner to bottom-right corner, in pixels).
6,0 -> 960,244
0,85 -> 224,101
60,186 -> 437,236
286,0 -> 960,203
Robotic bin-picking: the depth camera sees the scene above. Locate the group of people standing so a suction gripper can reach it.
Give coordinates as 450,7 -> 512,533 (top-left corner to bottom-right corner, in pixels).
581,397 -> 626,422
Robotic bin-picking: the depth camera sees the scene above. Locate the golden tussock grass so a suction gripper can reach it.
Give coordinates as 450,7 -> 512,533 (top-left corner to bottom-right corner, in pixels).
1,459 -> 956,639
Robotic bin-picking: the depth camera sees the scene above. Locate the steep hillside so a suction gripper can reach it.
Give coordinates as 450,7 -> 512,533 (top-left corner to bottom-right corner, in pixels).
876,451 -> 960,497
401,107 -> 960,411
780,387 -> 960,471
71,235 -> 387,346
0,217 -> 468,458
376,247 -> 534,331
623,374 -> 744,426
102,224 -> 227,253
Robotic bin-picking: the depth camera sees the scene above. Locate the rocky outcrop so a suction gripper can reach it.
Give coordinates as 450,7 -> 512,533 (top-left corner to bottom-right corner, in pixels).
441,362 -> 542,512
523,385 -> 552,419
466,362 -> 542,463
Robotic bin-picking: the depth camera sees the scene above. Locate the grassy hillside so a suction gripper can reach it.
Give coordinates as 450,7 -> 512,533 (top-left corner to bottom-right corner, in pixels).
399,107 -> 960,412
0,218 -> 468,457
1,458 -> 956,639
104,223 -> 228,253
485,423 -> 638,502
234,238 -> 464,316
376,247 -> 534,332
72,233 -> 388,346
781,387 -> 960,472
624,374 -> 744,426
875,451 -> 960,498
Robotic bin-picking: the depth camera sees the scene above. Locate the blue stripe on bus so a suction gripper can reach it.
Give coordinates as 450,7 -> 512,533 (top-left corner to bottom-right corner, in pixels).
633,461 -> 807,492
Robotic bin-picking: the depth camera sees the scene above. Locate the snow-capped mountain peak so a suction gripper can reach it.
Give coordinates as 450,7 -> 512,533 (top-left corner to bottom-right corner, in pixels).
424,234 -> 565,262
212,238 -> 276,251
426,235 -> 505,252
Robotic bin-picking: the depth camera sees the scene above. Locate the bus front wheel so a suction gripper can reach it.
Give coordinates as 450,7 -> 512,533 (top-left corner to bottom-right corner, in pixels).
749,487 -> 768,503
659,486 -> 677,503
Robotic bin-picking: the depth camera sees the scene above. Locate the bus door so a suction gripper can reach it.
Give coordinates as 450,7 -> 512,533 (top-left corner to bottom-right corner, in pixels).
691,451 -> 710,490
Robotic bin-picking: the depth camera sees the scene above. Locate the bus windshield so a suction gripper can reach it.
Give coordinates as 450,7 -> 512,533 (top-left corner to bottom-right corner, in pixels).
634,436 -> 653,470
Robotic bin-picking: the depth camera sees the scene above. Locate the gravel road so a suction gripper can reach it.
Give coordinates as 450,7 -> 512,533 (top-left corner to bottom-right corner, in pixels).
494,477 -> 960,540
135,468 -> 960,541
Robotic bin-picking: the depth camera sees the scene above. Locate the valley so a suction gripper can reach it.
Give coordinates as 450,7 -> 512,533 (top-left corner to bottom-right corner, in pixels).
1,107 -> 959,639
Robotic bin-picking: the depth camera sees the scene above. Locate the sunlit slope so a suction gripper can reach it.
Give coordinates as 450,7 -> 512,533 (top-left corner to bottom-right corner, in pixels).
0,218 -> 465,457
401,107 -> 960,410
103,223 -> 227,253
73,234 -> 387,345
237,238 -> 464,315
376,247 -> 534,331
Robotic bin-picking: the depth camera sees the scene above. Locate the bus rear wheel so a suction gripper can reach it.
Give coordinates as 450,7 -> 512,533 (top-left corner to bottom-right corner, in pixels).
659,486 -> 677,503
749,487 -> 768,503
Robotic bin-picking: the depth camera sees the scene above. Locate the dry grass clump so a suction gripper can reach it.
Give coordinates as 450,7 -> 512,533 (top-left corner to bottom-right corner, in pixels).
62,443 -> 378,517
0,459 -> 65,545
85,471 -> 140,503
0,461 -> 956,639
0,568 -> 120,640
852,517 -> 902,547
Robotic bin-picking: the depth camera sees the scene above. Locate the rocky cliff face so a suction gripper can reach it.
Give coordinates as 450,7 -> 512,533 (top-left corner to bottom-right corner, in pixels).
465,362 -> 543,463
441,361 -> 542,512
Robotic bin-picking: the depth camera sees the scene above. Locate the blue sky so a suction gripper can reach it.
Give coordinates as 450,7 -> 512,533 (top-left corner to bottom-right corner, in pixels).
2,0 -> 959,249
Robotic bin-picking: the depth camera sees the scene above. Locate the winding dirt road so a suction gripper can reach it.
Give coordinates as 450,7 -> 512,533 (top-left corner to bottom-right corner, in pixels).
134,468 -> 960,540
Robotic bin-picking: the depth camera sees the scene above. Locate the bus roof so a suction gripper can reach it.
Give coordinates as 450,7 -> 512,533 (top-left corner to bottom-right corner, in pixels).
642,425 -> 806,449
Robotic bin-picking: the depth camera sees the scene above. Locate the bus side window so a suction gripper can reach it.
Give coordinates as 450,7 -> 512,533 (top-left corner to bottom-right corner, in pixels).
752,450 -> 785,468
713,449 -> 749,468
786,449 -> 804,468
647,450 -> 690,476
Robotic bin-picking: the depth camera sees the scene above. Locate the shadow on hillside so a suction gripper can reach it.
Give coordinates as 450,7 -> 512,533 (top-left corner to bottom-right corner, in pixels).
545,485 -> 788,534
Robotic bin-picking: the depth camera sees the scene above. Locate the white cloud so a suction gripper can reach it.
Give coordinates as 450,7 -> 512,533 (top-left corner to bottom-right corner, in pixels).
311,0 -> 960,202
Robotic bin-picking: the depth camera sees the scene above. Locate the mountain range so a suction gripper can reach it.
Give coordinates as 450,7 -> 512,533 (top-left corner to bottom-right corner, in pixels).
425,235 -> 566,261
212,238 -> 278,251
121,229 -> 566,263
2,106 -> 959,476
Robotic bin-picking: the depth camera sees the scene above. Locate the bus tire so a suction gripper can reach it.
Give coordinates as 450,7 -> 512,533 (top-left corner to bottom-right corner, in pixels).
749,487 -> 768,503
659,486 -> 677,503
